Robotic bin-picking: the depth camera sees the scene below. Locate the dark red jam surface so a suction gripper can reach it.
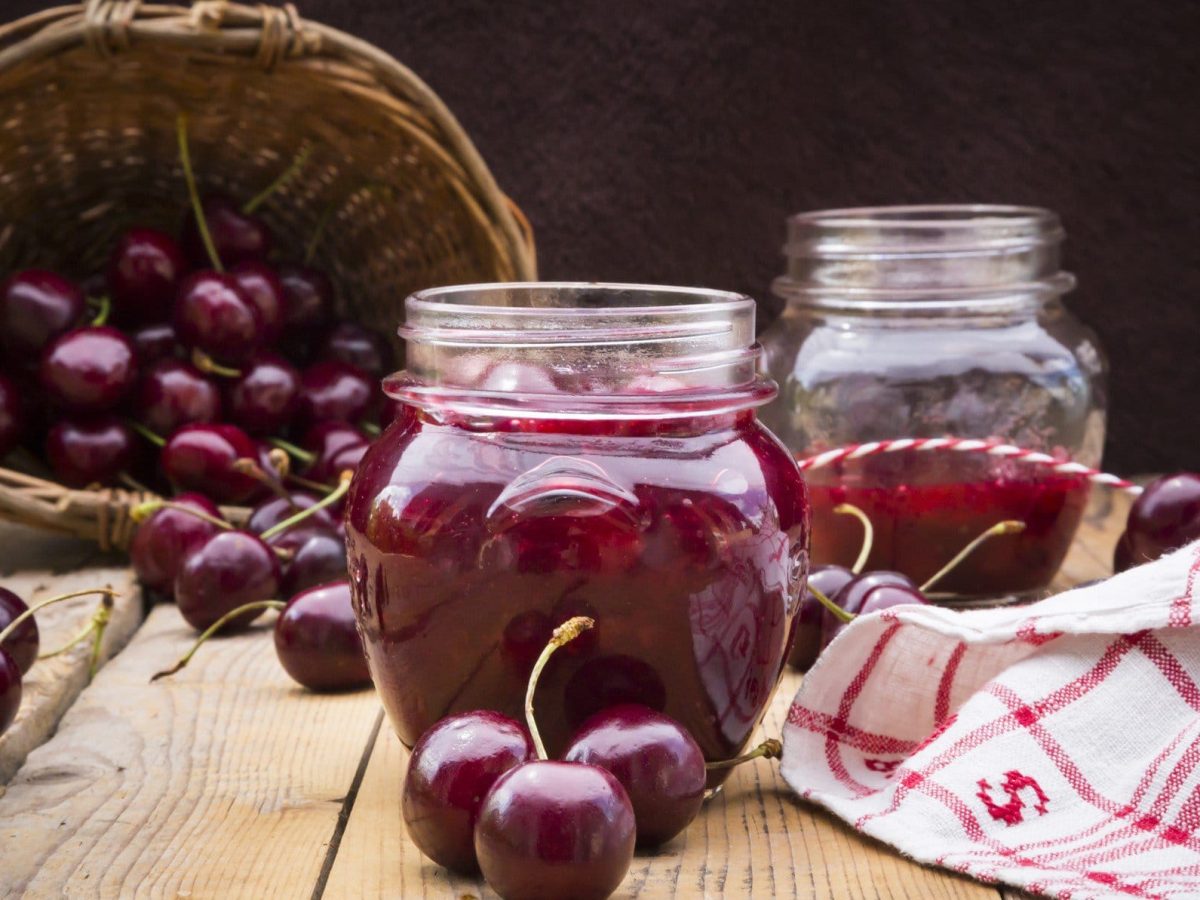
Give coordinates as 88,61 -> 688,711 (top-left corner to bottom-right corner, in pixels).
345,409 -> 809,779
806,452 -> 1089,597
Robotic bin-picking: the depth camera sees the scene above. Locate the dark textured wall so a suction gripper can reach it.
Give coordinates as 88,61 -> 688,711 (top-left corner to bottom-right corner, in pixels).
8,0 -> 1199,473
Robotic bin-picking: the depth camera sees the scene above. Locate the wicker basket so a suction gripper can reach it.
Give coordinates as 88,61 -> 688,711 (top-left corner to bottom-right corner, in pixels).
0,0 -> 536,550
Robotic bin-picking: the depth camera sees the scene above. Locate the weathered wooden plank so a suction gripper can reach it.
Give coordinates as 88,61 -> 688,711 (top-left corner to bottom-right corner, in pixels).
0,604 -> 380,899
0,523 -> 142,783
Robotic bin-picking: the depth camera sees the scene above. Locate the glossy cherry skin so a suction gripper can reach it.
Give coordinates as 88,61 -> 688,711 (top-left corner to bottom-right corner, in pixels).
174,530 -> 281,631
280,528 -> 347,598
130,322 -> 180,364
823,570 -> 916,649
279,264 -> 333,332
173,271 -> 265,364
402,710 -> 534,873
298,361 -> 374,426
1120,473 -> 1200,570
230,261 -> 287,344
302,420 -> 369,483
273,581 -> 369,692
161,423 -> 261,503
0,587 -> 38,675
0,270 -> 85,361
107,227 -> 188,323
226,352 -> 300,435
563,703 -> 705,847
857,583 -> 929,617
0,648 -> 20,735
0,374 -> 25,458
134,359 -> 221,436
45,417 -> 134,487
788,564 -> 855,670
1114,531 -> 1137,572
130,492 -> 225,595
319,322 -> 393,378
181,194 -> 272,268
39,326 -> 137,412
475,760 -> 636,900
247,492 -> 337,535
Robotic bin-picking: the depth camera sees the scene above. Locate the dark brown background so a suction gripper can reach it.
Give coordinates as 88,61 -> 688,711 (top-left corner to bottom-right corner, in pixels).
11,0 -> 1199,473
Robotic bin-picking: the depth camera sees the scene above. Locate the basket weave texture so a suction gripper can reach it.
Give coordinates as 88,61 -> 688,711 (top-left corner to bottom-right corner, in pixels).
0,0 -> 536,550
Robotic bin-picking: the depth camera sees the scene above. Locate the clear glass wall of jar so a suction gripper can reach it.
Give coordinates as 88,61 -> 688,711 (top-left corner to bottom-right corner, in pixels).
759,206 -> 1107,601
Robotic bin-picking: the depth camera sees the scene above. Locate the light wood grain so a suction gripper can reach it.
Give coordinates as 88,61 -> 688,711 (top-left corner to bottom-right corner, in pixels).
0,523 -> 142,783
0,604 -> 380,899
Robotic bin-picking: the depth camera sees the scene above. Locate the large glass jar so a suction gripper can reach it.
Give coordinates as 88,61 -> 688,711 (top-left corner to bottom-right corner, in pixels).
759,206 -> 1106,600
346,284 -> 810,779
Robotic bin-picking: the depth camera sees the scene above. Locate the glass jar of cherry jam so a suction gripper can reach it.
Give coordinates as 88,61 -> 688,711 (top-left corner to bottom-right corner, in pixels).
346,284 -> 810,779
759,206 -> 1106,601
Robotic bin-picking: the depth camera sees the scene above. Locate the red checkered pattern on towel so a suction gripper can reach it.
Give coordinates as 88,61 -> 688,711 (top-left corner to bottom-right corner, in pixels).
781,541 -> 1200,900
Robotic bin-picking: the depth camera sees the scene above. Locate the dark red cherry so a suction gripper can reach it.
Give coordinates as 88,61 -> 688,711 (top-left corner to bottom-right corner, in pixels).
247,492 -> 336,536
161,423 -> 260,503
45,417 -> 134,487
788,564 -> 855,670
181,194 -> 272,268
0,269 -> 85,361
1121,474 -> 1200,569
173,271 -> 265,364
1114,531 -> 1137,573
174,530 -> 281,631
0,374 -> 25,459
319,322 -> 393,378
402,710 -> 535,873
226,352 -> 300,435
130,322 -> 180,364
230,261 -> 286,343
858,583 -> 929,617
563,703 -> 705,847
130,492 -> 225,594
280,528 -> 347,598
0,648 -> 20,735
107,227 -> 188,323
0,587 -> 38,675
134,359 -> 221,436
39,326 -> 137,412
297,361 -> 374,426
302,420 -> 368,483
273,581 -> 369,692
279,264 -> 333,333
824,570 -> 916,648
323,441 -> 368,483
475,761 -> 636,900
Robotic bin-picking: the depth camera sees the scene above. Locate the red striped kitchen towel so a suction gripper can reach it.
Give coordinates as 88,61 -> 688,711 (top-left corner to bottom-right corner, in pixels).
781,541 -> 1200,900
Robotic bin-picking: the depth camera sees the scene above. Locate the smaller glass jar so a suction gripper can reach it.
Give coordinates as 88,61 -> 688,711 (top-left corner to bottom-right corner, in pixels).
759,206 -> 1107,601
346,284 -> 810,780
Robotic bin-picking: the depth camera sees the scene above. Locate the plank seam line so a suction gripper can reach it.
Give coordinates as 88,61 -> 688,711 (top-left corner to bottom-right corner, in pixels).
310,706 -> 384,900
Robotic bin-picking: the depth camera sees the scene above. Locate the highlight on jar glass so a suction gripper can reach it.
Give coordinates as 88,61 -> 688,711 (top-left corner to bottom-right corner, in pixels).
759,205 -> 1107,603
344,283 -> 810,782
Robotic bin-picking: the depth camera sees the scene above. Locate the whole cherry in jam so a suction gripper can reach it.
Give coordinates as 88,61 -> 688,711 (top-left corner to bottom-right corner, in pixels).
181,194 -> 272,268
106,227 -> 188,324
1117,474 -> 1200,571
402,710 -> 535,872
0,269 -> 85,361
562,703 -> 705,847
0,588 -> 38,675
39,326 -> 137,412
173,272 -> 265,364
273,581 -> 370,692
787,564 -> 855,670
45,417 -> 135,487
0,374 -> 25,459
161,423 -> 261,503
174,530 -> 281,631
134,359 -> 221,436
319,322 -> 393,378
226,352 -> 301,435
297,361 -> 374,426
130,492 -> 226,594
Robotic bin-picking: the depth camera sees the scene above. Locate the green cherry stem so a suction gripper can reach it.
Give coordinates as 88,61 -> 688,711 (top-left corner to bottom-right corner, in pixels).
809,582 -> 854,624
89,295 -> 112,327
126,419 -> 166,448
360,421 -> 382,438
833,503 -> 874,575
259,470 -> 352,541
705,738 -> 783,771
285,472 -> 335,493
232,457 -> 293,505
268,437 -> 316,465
130,500 -> 231,530
525,616 -> 595,760
191,348 -> 242,379
176,113 -> 223,272
919,520 -> 1026,593
0,588 -> 119,649
243,145 -> 312,215
150,600 -> 285,682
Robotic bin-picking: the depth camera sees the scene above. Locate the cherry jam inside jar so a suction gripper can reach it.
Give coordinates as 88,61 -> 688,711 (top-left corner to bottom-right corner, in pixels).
345,284 -> 810,780
760,206 -> 1107,601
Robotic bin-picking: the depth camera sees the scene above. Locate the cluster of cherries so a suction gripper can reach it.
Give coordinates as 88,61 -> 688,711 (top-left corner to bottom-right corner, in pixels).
0,586 -> 116,737
1114,473 -> 1200,572
401,616 -> 778,900
0,115 -> 395,499
789,504 -> 1025,669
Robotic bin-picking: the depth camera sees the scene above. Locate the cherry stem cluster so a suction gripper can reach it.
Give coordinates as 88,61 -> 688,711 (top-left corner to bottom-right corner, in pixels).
0,589 -> 118,679
151,599 -> 286,682
524,616 -> 595,760
259,470 -> 352,541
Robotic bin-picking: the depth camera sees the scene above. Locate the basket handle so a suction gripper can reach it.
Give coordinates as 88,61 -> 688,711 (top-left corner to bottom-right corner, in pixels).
505,195 -> 538,278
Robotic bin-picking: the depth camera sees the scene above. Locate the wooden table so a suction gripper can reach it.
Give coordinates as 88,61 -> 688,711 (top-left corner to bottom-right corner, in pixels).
0,489 -> 1128,899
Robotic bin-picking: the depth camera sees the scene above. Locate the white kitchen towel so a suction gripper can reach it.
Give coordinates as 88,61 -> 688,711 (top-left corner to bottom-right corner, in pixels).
781,541 -> 1200,900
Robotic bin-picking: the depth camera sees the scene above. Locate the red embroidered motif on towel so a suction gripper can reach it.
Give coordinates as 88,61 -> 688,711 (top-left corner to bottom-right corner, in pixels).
977,771 -> 1050,826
